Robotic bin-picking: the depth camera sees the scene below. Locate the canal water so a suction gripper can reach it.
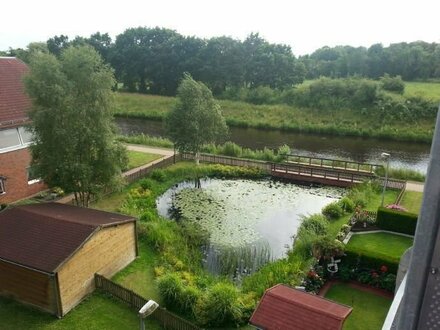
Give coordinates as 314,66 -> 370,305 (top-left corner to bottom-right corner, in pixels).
116,117 -> 431,173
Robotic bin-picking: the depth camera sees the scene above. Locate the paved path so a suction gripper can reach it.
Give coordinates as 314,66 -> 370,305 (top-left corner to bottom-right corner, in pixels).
406,181 -> 424,192
125,144 -> 174,157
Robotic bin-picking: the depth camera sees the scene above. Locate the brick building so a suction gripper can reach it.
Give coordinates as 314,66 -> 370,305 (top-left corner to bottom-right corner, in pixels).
0,57 -> 45,204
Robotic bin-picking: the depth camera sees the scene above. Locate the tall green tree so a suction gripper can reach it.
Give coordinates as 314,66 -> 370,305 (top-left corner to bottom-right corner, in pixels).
166,74 -> 228,165
25,45 -> 127,207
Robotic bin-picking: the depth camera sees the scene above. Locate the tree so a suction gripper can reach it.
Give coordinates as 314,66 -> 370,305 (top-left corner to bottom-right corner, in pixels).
25,45 -> 127,207
166,74 -> 228,165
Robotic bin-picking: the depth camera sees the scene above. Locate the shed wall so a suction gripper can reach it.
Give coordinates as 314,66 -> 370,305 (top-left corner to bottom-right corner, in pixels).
57,222 -> 136,315
0,259 -> 57,314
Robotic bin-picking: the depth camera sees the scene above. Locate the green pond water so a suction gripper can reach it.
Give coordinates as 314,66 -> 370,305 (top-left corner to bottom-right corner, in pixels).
157,178 -> 344,275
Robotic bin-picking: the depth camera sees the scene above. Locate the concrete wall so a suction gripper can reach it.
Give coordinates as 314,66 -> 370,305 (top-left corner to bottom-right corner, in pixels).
0,147 -> 46,203
57,222 -> 137,315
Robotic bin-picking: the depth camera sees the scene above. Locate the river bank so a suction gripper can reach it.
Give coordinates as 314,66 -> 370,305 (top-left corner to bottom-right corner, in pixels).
114,92 -> 436,143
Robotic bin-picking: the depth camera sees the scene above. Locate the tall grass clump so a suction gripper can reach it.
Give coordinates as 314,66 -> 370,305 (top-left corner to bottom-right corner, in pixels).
375,166 -> 425,182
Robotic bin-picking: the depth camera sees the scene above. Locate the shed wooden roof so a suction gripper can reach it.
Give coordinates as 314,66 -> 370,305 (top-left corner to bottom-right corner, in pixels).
0,57 -> 31,128
249,284 -> 352,330
0,203 -> 136,273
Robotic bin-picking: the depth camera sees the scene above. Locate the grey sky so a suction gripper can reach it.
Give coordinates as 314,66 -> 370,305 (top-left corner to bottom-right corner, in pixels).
1,0 -> 439,55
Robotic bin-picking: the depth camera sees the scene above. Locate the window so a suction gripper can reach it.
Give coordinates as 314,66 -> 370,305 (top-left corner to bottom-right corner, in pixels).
0,128 -> 21,150
0,126 -> 34,153
27,167 -> 40,184
0,177 -> 5,194
18,127 -> 33,145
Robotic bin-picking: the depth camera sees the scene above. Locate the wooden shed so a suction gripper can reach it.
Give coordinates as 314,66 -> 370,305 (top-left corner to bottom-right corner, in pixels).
0,202 -> 137,317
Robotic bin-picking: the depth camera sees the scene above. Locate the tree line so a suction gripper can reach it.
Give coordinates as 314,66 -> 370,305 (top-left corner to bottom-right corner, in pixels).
3,27 -> 440,97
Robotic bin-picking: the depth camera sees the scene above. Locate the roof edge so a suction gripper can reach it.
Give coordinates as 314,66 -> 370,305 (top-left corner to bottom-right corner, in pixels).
266,286 -> 353,320
53,227 -> 101,273
0,256 -> 53,275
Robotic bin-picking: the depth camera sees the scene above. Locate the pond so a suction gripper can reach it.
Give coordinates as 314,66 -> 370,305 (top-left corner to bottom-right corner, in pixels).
157,178 -> 344,276
116,117 -> 431,173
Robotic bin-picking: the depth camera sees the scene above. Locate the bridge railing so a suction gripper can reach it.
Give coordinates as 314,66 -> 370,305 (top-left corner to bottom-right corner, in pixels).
287,154 -> 380,173
272,163 -> 373,183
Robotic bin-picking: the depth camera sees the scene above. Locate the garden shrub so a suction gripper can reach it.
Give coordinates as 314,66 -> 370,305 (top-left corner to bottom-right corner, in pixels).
195,282 -> 243,327
139,178 -> 155,190
338,196 -> 355,212
297,214 -> 329,237
380,74 -> 405,94
322,202 -> 344,219
157,272 -> 184,308
151,169 -> 167,182
376,206 -> 418,235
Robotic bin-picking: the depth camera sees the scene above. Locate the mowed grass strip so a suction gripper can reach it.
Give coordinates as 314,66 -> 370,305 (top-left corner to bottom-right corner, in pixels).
346,232 -> 413,262
325,283 -> 392,330
400,191 -> 423,214
127,150 -> 162,170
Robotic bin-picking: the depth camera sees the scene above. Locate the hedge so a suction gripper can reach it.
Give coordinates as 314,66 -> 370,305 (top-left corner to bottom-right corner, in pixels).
343,249 -> 399,274
376,207 -> 418,235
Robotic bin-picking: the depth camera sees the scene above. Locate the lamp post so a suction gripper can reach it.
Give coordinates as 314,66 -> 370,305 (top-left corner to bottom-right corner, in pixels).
380,152 -> 390,207
139,300 -> 159,330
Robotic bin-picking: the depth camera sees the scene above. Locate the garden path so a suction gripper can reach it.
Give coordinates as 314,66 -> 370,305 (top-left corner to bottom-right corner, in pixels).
405,181 -> 424,192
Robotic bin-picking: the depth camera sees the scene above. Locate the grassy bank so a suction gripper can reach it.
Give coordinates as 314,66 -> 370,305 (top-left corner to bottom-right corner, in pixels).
114,92 -> 435,143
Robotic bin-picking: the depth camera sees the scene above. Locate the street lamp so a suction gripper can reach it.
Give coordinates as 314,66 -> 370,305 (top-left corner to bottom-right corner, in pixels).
380,152 -> 391,207
139,300 -> 159,330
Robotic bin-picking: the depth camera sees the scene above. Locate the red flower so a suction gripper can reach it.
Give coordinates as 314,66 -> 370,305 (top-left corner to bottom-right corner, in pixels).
380,265 -> 388,273
371,272 -> 379,278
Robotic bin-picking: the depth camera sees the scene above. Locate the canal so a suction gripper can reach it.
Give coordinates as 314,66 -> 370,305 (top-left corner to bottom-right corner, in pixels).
116,117 -> 431,173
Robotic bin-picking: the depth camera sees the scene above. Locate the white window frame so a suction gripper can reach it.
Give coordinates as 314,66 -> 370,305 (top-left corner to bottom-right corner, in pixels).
0,177 -> 5,194
0,126 -> 33,154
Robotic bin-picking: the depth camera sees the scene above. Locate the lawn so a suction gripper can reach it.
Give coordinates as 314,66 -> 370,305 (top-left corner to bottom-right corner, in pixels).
364,189 -> 399,212
346,232 -> 413,263
127,150 -> 162,170
325,283 -> 392,330
405,81 -> 440,102
400,191 -> 423,214
0,291 -> 162,330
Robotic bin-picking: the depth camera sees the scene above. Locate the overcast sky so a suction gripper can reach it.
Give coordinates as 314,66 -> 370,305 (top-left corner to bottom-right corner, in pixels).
1,0 -> 439,55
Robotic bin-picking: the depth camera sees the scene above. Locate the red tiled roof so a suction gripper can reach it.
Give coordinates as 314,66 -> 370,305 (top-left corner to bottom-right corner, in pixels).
0,57 -> 31,128
249,284 -> 352,330
0,203 -> 136,273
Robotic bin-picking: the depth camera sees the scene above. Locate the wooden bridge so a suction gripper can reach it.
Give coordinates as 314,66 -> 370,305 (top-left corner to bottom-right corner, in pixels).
271,154 -> 381,187
182,152 -> 387,188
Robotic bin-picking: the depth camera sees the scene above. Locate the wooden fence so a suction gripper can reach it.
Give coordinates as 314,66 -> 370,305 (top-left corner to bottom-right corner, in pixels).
124,155 -> 176,184
95,274 -> 203,330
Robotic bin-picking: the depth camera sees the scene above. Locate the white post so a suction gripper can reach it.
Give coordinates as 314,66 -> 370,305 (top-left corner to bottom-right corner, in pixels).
381,153 -> 390,207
